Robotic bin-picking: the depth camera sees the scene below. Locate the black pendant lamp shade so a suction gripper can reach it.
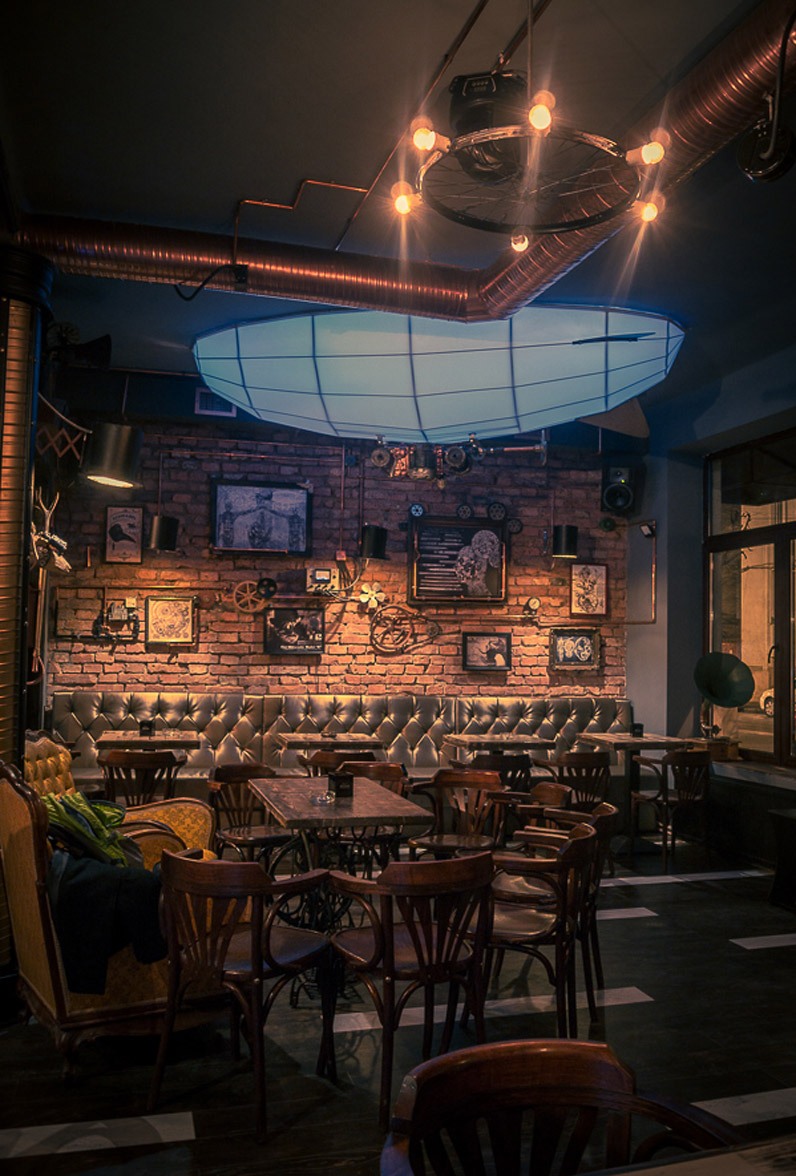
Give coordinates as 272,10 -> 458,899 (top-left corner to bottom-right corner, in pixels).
552,524 -> 578,558
360,524 -> 388,559
84,422 -> 143,488
148,514 -> 180,551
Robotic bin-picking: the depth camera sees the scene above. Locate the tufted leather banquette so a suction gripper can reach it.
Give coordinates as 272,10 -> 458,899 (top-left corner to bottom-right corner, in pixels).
49,691 -> 632,783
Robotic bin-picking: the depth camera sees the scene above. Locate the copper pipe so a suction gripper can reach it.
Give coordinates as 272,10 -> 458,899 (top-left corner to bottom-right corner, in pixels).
16,0 -> 796,324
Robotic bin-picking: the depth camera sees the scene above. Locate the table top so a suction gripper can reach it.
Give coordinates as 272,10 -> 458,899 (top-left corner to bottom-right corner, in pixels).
95,729 -> 204,751
580,732 -> 692,754
274,732 -> 386,753
250,775 -> 430,830
444,733 -> 557,752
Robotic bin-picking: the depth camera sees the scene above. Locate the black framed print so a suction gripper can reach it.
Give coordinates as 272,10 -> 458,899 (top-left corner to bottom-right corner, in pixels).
462,631 -> 512,671
409,517 -> 507,605
266,607 -> 324,655
549,627 -> 600,671
105,505 -> 143,564
570,562 -> 608,617
145,595 -> 196,645
211,480 -> 311,554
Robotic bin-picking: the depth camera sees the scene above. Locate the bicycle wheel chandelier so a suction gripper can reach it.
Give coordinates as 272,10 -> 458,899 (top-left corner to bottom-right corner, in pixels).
393,6 -> 668,246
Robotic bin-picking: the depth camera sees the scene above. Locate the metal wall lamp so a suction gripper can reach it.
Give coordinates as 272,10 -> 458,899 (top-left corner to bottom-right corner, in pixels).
83,422 -> 143,488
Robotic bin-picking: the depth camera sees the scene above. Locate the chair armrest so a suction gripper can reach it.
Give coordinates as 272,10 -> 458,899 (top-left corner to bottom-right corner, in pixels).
327,869 -> 379,897
269,867 -> 329,897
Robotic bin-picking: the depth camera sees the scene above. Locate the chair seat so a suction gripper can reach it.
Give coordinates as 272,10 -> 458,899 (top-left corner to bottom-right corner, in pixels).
492,870 -> 556,905
489,904 -> 559,941
222,925 -> 331,978
218,825 -> 291,849
334,923 -> 475,978
409,833 -> 495,856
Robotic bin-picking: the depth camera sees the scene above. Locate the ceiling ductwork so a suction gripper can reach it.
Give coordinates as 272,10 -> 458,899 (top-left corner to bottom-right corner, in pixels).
17,0 -> 796,324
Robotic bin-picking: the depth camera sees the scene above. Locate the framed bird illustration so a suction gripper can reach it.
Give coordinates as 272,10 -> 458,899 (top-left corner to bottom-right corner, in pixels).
105,505 -> 143,564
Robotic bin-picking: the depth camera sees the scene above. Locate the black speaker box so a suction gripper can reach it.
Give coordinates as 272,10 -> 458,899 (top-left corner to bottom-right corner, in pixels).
601,463 -> 643,515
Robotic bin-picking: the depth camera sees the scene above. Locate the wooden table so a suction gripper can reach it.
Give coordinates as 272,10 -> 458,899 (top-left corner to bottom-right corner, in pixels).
579,732 -> 692,790
274,732 -> 386,756
443,733 -> 556,758
95,729 -> 204,752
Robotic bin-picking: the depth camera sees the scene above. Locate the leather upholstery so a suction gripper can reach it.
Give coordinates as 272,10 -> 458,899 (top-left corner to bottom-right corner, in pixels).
50,690 -> 632,776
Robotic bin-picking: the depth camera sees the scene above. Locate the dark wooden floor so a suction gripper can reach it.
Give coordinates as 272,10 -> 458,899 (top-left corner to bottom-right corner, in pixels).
1,837 -> 795,1175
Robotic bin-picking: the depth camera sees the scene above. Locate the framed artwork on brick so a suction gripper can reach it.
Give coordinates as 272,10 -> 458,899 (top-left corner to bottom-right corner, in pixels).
570,562 -> 608,617
210,480 -> 311,554
462,631 -> 512,671
549,628 -> 600,671
105,505 -> 143,564
145,595 -> 196,645
409,517 -> 506,605
266,607 -> 324,655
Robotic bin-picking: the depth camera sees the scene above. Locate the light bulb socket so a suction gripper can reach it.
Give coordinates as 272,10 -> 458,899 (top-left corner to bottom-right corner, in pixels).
148,514 -> 180,551
552,524 -> 578,558
360,524 -> 388,560
84,422 -> 143,488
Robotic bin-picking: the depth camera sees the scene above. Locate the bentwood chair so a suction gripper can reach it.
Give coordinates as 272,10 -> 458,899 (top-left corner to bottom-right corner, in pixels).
97,748 -> 186,805
380,1039 -> 740,1176
630,749 -> 711,869
470,752 -> 535,792
527,802 -> 620,1022
298,749 -> 378,776
533,750 -> 611,808
487,824 -> 597,1037
329,852 -> 493,1130
408,768 -> 505,859
336,761 -> 411,870
149,851 -> 336,1141
208,761 -> 291,870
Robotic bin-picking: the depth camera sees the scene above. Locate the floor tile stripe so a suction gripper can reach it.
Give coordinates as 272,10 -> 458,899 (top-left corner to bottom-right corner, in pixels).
0,1112 -> 195,1159
602,869 -> 769,888
332,986 -> 653,1034
597,906 -> 657,921
696,1088 -> 796,1125
730,932 -> 796,950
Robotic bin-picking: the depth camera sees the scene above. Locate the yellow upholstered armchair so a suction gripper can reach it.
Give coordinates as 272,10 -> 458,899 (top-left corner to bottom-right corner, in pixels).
23,734 -> 78,796
0,759 -> 216,1068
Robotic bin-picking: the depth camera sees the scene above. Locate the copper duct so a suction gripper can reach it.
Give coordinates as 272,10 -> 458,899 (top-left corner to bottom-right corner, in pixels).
17,0 -> 796,324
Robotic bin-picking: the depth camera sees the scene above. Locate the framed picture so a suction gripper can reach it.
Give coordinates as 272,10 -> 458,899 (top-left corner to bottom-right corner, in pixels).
549,628 -> 600,671
409,517 -> 507,605
570,562 -> 608,617
266,607 -> 324,655
105,505 -> 143,564
145,595 -> 196,645
210,480 -> 311,554
462,631 -> 512,671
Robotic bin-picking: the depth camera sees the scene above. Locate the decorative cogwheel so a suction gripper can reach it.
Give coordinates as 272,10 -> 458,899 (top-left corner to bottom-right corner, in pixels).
370,605 -> 417,654
231,580 -> 270,614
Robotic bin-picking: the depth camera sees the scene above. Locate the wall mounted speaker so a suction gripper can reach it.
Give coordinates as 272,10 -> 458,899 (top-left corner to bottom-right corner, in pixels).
602,464 -> 638,514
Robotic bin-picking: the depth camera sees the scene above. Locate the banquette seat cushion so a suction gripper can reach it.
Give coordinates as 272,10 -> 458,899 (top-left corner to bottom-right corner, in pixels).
50,691 -> 632,781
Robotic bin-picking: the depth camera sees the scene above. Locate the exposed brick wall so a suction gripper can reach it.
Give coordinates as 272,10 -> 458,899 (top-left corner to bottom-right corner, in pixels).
45,423 -> 627,700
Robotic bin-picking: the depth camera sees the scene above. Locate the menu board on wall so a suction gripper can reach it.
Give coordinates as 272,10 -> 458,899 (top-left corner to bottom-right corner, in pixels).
408,518 -> 507,605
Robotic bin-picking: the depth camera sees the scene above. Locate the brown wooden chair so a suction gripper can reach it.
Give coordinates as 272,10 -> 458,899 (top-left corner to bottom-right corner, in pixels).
98,748 -> 187,805
471,751 -> 534,792
631,749 -> 711,869
208,761 -> 291,869
336,761 -> 411,869
487,824 -> 597,1037
297,749 -> 378,776
408,768 -> 505,859
533,750 -> 611,808
329,852 -> 493,1130
528,802 -> 620,1022
380,1039 -> 741,1175
149,850 -> 336,1141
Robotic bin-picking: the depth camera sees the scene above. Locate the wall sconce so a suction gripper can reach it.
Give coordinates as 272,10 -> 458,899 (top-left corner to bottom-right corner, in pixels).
543,524 -> 579,559
83,422 -> 143,488
148,452 -> 179,551
360,524 -> 388,560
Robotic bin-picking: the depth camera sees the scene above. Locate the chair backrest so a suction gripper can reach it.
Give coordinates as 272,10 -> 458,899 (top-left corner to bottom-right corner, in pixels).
543,803 -> 620,895
209,762 -> 274,827
380,1039 -> 740,1175
554,751 -> 611,806
98,749 -> 186,805
415,768 -> 504,837
471,752 -> 534,792
497,824 -> 597,925
299,749 -> 378,776
528,780 -> 573,808
23,735 -> 76,796
159,850 -> 327,986
374,853 -> 493,980
337,761 -> 408,795
123,797 -> 216,852
661,749 -> 711,802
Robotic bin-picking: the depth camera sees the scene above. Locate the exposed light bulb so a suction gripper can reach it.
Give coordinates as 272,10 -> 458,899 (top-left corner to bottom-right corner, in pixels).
634,198 -> 662,222
395,193 -> 413,215
391,181 -> 417,216
626,140 -> 666,167
412,125 -> 437,151
510,231 -> 530,252
528,90 -> 555,133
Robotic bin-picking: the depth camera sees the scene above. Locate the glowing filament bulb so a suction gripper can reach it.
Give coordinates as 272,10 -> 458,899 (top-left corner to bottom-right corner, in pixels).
412,125 -> 437,151
391,181 -> 416,216
511,231 -> 530,253
528,90 -> 555,133
636,199 -> 660,222
626,140 -> 666,167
